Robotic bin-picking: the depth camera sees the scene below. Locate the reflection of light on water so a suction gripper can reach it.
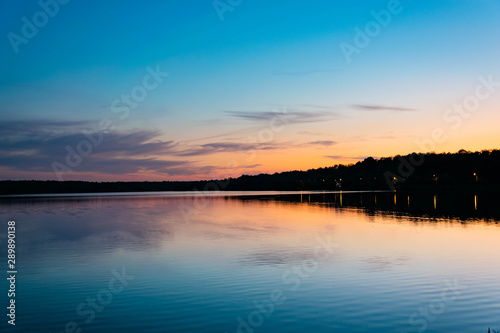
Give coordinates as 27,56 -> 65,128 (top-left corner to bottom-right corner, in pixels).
394,193 -> 397,206
407,195 -> 410,207
374,195 -> 377,205
10,190 -> 500,333
340,191 -> 343,207
300,192 -> 303,203
434,195 -> 437,210
474,195 -> 478,211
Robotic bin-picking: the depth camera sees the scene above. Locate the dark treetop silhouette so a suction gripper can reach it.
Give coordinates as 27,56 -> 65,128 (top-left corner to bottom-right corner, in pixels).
1,149 -> 499,195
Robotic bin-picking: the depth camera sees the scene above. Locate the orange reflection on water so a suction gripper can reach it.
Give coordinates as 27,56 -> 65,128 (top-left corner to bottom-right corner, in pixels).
167,195 -> 500,276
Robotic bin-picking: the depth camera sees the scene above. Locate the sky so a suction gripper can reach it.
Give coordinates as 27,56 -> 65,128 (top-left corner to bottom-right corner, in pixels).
1,0 -> 500,181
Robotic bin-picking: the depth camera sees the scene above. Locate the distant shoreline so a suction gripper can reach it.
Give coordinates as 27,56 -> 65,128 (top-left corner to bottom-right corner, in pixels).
0,189 -> 392,199
2,149 -> 500,196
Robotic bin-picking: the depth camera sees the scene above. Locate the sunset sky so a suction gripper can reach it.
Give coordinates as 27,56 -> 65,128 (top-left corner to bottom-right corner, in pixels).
1,0 -> 500,181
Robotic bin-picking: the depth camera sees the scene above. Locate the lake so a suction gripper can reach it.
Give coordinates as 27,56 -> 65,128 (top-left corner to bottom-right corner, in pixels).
1,191 -> 499,332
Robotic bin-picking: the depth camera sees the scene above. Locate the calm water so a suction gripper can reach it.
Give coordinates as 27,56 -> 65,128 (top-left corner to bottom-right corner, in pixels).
1,191 -> 500,332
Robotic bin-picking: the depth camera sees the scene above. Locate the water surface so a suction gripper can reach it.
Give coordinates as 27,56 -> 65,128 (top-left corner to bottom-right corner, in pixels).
1,191 -> 499,332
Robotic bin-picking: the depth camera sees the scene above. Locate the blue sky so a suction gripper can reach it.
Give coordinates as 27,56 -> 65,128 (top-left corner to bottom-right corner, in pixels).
1,0 -> 500,180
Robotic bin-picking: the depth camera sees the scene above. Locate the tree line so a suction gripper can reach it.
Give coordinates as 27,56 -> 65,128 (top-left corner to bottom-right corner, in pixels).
1,149 -> 499,195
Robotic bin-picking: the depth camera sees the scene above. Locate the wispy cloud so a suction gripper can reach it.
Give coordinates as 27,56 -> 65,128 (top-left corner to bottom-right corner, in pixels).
351,104 -> 416,112
176,142 -> 257,157
174,139 -> 337,157
1,129 -> 177,158
0,119 -> 292,177
0,120 -> 186,175
0,153 -> 188,175
224,109 -> 340,124
174,141 -> 290,157
306,140 -> 337,146
0,119 -> 95,133
299,104 -> 336,111
297,130 -> 332,136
